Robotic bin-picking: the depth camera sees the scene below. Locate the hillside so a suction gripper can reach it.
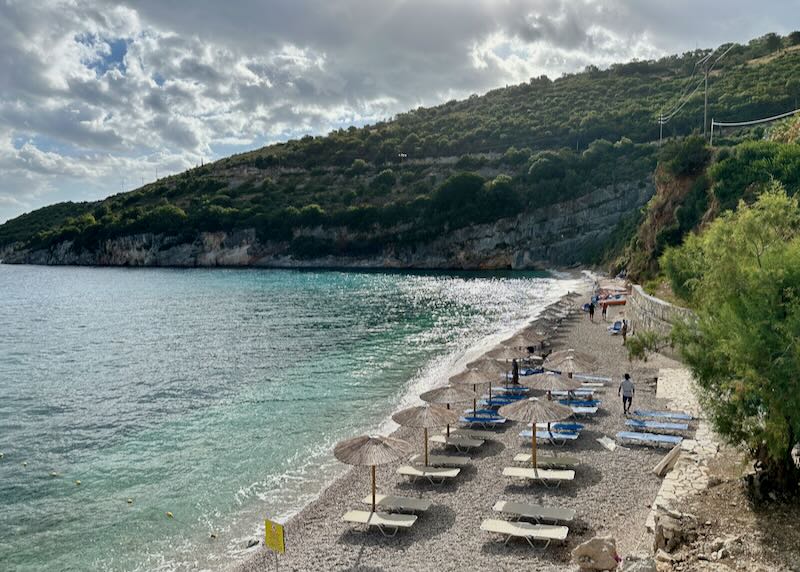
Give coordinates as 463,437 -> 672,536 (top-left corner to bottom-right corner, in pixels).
2,32 -> 800,268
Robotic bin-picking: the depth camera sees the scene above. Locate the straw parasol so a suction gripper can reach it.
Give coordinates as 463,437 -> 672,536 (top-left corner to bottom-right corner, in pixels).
392,405 -> 459,467
521,370 -> 582,401
465,359 -> 510,402
485,345 -> 526,361
498,397 -> 571,469
334,434 -> 413,512
548,349 -> 597,365
449,369 -> 492,414
501,331 -> 546,348
546,354 -> 596,377
420,385 -> 476,436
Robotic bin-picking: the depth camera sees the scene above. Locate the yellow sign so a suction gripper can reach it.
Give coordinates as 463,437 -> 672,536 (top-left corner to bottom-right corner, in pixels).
265,518 -> 285,554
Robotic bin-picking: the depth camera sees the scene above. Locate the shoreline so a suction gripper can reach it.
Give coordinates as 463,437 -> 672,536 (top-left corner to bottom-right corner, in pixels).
224,272 -> 587,566
235,272 -> 689,571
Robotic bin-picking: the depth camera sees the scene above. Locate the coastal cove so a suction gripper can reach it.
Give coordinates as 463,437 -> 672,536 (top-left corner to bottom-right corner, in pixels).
0,265 -> 579,571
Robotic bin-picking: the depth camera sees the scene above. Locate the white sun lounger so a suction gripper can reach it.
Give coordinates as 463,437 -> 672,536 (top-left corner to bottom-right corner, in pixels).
429,435 -> 484,452
492,500 -> 576,524
409,453 -> 470,467
581,382 -> 605,389
512,453 -> 579,468
481,518 -> 569,548
396,465 -> 461,485
625,419 -> 689,433
343,510 -> 417,536
360,494 -> 431,513
574,374 -> 611,382
570,406 -> 598,416
634,409 -> 693,421
616,431 -> 683,447
548,389 -> 595,398
502,467 -> 575,487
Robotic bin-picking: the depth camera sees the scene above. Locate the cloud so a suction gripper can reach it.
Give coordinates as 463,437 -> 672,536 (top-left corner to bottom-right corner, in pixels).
0,0 -> 796,222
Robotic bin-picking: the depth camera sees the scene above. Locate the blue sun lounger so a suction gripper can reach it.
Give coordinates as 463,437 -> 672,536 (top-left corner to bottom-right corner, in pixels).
549,389 -> 595,398
574,374 -> 611,383
626,419 -> 689,433
464,408 -> 504,417
519,430 -> 579,445
559,399 -> 601,407
634,410 -> 693,421
492,385 -> 529,394
461,416 -> 507,427
616,431 -> 683,447
530,422 -> 585,433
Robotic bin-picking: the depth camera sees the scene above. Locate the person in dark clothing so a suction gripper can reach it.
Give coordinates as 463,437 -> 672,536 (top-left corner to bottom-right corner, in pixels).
601,303 -> 608,321
621,320 -> 628,345
511,358 -> 519,384
618,373 -> 635,415
588,302 -> 595,322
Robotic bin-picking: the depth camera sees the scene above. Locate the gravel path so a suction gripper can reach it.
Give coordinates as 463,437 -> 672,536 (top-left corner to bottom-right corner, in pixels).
235,288 -> 685,572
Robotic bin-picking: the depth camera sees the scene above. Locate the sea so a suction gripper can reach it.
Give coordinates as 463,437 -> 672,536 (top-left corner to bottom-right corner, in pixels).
0,265 -> 581,571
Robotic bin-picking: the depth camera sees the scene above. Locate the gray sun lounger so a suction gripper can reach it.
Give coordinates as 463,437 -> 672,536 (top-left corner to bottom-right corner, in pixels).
429,435 -> 484,452
626,419 -> 689,433
513,453 -> 579,468
634,409 -> 693,421
492,500 -> 576,524
616,431 -> 683,447
481,518 -> 569,548
396,465 -> 461,484
574,374 -> 611,382
409,453 -> 470,467
343,510 -> 417,536
548,389 -> 595,398
444,428 -> 497,440
502,467 -> 575,487
360,494 -> 431,513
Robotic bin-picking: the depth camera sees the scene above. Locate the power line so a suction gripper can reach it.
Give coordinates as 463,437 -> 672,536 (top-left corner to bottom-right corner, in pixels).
710,107 -> 800,144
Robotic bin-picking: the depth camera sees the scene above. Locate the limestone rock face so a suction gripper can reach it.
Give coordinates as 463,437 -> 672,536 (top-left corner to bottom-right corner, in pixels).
2,179 -> 655,268
572,535 -> 620,571
653,509 -> 698,553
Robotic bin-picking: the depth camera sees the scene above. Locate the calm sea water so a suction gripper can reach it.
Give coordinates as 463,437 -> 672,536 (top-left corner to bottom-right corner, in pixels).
0,265 -> 577,571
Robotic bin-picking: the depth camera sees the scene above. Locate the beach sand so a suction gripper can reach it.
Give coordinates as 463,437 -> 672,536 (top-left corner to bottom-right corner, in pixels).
236,288 -> 685,572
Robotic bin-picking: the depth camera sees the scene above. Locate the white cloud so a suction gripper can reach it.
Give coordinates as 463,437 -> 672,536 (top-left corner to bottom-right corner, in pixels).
0,0 -> 796,222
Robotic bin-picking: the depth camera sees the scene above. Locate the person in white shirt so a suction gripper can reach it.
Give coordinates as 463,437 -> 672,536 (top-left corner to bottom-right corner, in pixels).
618,373 -> 635,415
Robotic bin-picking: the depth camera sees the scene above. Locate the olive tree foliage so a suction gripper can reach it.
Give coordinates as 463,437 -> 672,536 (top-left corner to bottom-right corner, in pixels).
665,183 -> 800,491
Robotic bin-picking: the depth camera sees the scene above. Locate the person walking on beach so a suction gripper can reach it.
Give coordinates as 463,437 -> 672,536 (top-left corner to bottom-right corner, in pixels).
621,319 -> 628,344
618,373 -> 634,415
511,358 -> 519,385
588,301 -> 595,322
601,303 -> 608,321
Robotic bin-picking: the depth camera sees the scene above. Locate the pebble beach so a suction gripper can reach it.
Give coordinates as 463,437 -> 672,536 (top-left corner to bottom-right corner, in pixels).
237,283 -> 686,572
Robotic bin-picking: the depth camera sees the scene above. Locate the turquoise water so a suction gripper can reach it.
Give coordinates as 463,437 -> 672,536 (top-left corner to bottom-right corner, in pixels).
0,265 -> 575,571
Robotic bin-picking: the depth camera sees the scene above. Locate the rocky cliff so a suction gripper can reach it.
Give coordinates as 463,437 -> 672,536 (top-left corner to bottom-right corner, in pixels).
2,179 -> 653,269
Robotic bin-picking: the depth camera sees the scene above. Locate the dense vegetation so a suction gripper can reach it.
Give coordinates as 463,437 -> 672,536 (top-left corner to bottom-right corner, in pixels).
665,187 -> 800,492
2,32 -> 800,259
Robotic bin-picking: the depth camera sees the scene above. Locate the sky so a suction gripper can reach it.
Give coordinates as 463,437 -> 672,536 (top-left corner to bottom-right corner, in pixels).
0,0 -> 796,223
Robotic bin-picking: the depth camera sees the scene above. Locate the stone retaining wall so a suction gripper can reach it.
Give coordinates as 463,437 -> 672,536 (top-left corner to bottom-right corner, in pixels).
628,285 -> 694,357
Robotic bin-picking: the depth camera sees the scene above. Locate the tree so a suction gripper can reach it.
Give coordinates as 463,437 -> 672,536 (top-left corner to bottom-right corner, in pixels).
668,184 -> 800,493
764,33 -> 782,53
789,31 -> 800,46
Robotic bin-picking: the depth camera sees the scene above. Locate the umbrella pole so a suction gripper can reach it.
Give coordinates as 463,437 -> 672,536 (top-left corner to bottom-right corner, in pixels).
371,465 -> 376,513
446,404 -> 451,437
531,419 -> 538,469
424,428 -> 429,466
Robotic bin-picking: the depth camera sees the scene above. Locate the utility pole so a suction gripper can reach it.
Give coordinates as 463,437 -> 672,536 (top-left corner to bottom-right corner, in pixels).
659,114 -> 663,145
703,60 -> 710,139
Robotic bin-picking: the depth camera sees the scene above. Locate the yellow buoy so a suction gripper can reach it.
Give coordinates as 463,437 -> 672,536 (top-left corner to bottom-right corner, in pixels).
166,512 -> 174,519
75,480 -> 81,486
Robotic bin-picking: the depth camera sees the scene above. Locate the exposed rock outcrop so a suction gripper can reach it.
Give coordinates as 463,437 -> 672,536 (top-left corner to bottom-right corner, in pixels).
3,179 -> 653,268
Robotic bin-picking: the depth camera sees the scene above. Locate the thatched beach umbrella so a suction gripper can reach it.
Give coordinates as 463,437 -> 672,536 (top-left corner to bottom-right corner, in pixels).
466,358 -> 510,402
521,370 -> 582,403
546,354 -> 596,377
449,369 -> 492,414
548,349 -> 597,365
498,398 -> 571,469
501,331 -> 546,349
420,385 -> 476,436
392,405 -> 459,466
334,434 -> 413,512
485,345 -> 526,361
